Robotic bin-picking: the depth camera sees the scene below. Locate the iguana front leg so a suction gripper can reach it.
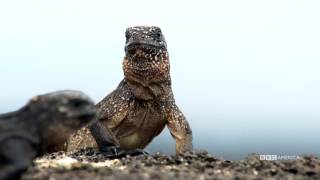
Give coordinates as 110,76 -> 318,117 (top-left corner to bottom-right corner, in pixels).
89,120 -> 117,148
89,121 -> 149,157
89,121 -> 123,157
166,104 -> 193,154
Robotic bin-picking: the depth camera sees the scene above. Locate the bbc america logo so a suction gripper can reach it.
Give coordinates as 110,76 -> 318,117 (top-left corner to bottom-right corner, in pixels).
260,155 -> 277,161
260,154 -> 300,161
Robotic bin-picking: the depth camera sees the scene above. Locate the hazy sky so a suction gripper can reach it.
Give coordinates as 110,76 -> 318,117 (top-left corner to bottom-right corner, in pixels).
1,0 -> 320,159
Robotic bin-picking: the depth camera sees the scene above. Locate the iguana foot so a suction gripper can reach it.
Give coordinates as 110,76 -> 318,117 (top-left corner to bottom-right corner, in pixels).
100,146 -> 149,158
100,146 -> 125,158
125,149 -> 150,156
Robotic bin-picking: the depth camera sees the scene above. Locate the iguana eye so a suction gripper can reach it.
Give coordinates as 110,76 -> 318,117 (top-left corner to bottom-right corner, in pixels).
153,31 -> 162,40
125,31 -> 131,39
155,31 -> 161,38
70,99 -> 86,108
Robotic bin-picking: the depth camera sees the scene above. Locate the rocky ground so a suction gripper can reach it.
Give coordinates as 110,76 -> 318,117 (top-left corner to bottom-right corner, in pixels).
22,148 -> 320,180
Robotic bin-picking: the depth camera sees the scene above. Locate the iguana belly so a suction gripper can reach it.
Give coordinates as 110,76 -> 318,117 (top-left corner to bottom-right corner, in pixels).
118,132 -> 142,149
117,122 -> 166,150
111,101 -> 166,150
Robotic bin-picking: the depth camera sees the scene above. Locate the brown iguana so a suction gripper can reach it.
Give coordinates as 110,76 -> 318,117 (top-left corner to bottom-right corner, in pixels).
68,26 -> 193,156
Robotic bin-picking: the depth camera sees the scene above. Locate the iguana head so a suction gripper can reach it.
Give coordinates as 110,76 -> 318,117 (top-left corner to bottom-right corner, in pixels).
125,26 -> 167,58
123,26 -> 170,84
28,90 -> 96,131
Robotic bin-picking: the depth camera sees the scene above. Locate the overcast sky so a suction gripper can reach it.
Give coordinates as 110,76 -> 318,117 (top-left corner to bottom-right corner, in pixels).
1,0 -> 319,159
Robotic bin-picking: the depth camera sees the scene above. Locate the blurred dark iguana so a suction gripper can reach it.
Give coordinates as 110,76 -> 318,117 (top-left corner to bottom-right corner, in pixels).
0,91 -> 96,180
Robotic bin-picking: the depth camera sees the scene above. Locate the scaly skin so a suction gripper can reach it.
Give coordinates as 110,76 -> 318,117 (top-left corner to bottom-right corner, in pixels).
68,26 -> 192,155
0,91 -> 96,180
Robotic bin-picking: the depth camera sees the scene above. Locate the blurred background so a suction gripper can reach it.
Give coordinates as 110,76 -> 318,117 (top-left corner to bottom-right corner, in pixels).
0,0 -> 319,160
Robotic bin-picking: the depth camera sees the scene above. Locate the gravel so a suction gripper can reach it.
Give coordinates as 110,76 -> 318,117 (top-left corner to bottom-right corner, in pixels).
22,148 -> 320,180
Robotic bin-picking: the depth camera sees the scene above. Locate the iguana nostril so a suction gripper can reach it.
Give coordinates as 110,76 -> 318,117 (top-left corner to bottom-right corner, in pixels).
127,47 -> 135,54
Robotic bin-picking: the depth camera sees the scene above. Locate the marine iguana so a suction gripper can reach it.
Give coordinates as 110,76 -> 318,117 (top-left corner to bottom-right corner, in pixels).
68,26 -> 193,156
0,90 -> 96,180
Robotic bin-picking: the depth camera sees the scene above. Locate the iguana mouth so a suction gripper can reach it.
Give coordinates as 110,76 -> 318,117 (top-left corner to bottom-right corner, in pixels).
126,42 -> 166,56
77,113 -> 95,121
71,110 -> 96,122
